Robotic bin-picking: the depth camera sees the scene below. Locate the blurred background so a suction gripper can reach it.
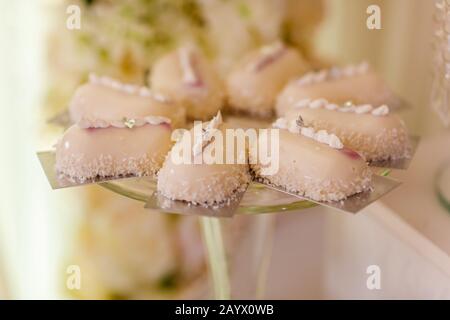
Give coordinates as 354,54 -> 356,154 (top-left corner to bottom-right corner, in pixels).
1,0 -> 450,299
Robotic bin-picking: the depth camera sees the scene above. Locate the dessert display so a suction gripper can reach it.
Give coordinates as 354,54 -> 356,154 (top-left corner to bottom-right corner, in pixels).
250,117 -> 373,202
157,112 -> 251,206
45,53 -> 412,202
46,55 -> 411,198
149,47 -> 225,120
226,42 -> 309,117
281,99 -> 411,161
38,1 -> 420,302
69,74 -> 186,128
275,62 -> 400,117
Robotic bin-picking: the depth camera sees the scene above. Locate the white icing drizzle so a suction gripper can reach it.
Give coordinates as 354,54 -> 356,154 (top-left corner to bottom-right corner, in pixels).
309,98 -> 328,109
179,47 -> 201,85
273,117 -> 344,149
77,115 -> 172,129
120,115 -> 171,129
355,104 -> 373,114
192,111 -> 223,156
151,92 -> 172,103
88,73 -> 171,102
293,98 -> 390,116
144,116 -> 172,126
296,62 -> 370,86
371,104 -> 389,116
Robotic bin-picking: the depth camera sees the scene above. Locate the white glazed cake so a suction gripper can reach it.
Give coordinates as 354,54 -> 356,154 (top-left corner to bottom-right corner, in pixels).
149,46 -> 225,120
226,42 -> 309,117
250,118 -> 372,202
276,62 -> 399,117
69,74 -> 186,128
157,113 -> 250,206
282,99 -> 410,161
55,118 -> 173,181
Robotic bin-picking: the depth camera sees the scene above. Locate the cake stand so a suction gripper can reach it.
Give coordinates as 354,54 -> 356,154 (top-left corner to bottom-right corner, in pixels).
41,115 -> 404,299
98,170 -> 392,300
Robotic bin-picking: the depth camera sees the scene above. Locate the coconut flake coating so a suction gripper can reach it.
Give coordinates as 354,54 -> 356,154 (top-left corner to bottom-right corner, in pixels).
284,107 -> 410,161
250,129 -> 372,202
276,69 -> 398,117
226,44 -> 308,117
149,47 -> 225,120
157,124 -> 250,206
55,124 -> 173,181
69,82 -> 186,128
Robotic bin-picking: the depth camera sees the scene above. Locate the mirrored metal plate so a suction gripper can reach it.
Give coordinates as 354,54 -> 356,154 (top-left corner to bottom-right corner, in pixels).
37,150 -> 142,189
38,150 -> 401,215
369,135 -> 420,170
258,174 -> 401,214
101,177 -> 318,214
145,187 -> 248,218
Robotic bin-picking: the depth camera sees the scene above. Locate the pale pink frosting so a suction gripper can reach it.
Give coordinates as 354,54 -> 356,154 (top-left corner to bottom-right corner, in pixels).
69,80 -> 185,129
226,44 -> 309,117
150,47 -> 225,120
157,122 -> 250,205
250,129 -> 372,202
55,124 -> 173,180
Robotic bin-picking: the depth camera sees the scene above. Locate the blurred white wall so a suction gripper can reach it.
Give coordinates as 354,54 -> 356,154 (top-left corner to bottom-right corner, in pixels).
0,0 -> 82,299
0,0 -> 52,299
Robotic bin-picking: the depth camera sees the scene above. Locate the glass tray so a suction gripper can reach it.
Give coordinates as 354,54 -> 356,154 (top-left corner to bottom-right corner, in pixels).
99,177 -> 318,214
43,114 -> 412,216
98,169 -> 397,216
37,150 -> 400,216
